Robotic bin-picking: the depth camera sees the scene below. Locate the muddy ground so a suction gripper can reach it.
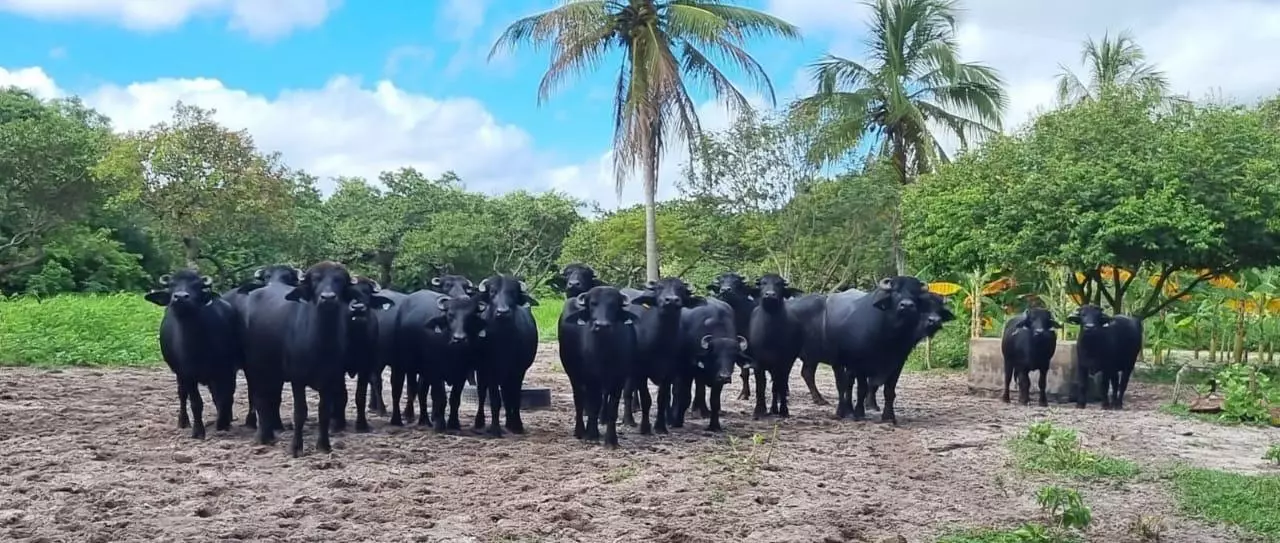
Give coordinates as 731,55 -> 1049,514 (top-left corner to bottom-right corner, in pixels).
0,344 -> 1275,543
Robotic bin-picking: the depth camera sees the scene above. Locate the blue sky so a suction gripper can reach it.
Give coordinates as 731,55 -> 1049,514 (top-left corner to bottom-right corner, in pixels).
1,0 -> 1276,209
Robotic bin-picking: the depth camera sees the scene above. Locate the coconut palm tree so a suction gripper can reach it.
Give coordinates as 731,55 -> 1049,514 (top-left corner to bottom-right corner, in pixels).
1055,30 -> 1170,104
790,0 -> 1007,274
488,1 -> 800,282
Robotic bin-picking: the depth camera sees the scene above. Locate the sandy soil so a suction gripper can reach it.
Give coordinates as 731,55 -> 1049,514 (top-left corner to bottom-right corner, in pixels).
0,344 -> 1274,543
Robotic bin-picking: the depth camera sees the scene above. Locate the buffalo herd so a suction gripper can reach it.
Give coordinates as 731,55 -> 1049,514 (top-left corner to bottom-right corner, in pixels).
141,260 -> 1141,457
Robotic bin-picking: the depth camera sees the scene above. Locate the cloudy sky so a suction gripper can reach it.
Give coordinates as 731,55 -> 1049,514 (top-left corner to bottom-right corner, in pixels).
1,0 -> 1278,209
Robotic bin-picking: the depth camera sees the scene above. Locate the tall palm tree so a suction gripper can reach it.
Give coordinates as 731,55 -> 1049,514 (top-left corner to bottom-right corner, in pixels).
489,0 -> 800,282
790,0 -> 1006,274
1055,30 -> 1170,104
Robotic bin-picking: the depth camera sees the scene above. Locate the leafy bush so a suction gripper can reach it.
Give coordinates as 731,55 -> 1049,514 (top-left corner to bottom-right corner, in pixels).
1265,443 -> 1280,466
1011,422 -> 1139,480
1213,364 -> 1280,425
0,294 -> 564,366
938,484 -> 1091,543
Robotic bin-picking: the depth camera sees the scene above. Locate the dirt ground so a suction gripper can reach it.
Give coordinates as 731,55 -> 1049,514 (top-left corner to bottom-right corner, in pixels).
0,344 -> 1275,543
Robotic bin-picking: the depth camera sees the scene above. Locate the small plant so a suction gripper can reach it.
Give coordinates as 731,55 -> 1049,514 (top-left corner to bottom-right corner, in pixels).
602,464 -> 638,484
1035,486 -> 1092,531
1214,364 -> 1279,425
1026,421 -> 1054,444
1264,442 -> 1280,465
1011,422 -> 1139,480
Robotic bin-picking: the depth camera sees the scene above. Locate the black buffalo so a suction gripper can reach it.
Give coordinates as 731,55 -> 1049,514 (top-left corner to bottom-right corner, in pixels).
390,288 -> 486,430
671,296 -> 747,431
1001,307 -> 1062,406
220,263 -> 300,429
559,286 -> 638,447
473,275 -> 540,435
145,270 -> 241,439
705,272 -> 756,403
745,273 -> 803,418
327,276 -> 393,432
548,263 -> 600,298
622,278 -> 704,432
1067,304 -> 1142,410
240,261 -> 395,456
792,277 -> 931,423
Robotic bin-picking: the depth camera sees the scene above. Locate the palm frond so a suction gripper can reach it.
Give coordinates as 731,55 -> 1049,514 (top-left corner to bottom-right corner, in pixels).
487,1 -> 609,60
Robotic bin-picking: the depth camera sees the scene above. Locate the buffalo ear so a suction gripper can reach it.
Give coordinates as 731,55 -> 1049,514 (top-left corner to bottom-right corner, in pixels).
747,286 -> 761,298
785,286 -> 803,298
548,275 -> 567,293
284,285 -> 311,302
144,290 -> 170,306
371,295 -> 396,310
1065,312 -> 1081,325
940,308 -> 957,323
1049,319 -> 1064,329
425,315 -> 447,332
523,293 -> 539,307
871,289 -> 893,310
683,295 -> 707,308
704,283 -> 719,295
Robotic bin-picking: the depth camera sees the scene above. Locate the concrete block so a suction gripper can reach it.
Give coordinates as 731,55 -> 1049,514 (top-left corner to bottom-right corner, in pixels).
967,337 -> 1101,403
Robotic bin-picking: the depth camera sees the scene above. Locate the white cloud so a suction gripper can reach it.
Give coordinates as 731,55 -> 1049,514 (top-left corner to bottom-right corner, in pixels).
770,0 -> 1280,135
440,0 -> 487,42
0,65 -> 750,213
0,0 -> 340,39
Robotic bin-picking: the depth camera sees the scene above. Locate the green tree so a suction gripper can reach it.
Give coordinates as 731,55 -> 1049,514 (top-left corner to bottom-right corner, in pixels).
904,92 -> 1280,318
0,88 -> 115,278
489,0 -> 800,282
790,0 -> 1007,274
560,203 -> 708,287
1055,30 -> 1171,105
102,103 -> 296,274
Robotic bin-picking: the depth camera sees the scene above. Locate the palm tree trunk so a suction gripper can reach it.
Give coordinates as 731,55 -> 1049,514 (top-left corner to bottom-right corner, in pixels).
891,207 -> 907,275
643,155 -> 660,283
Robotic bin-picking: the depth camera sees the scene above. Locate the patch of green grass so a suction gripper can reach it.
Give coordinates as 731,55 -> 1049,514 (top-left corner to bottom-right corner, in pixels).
0,293 -> 566,367
1158,402 -> 1250,426
602,464 -> 638,484
1010,422 -> 1140,480
0,294 -> 162,366
937,527 -> 1080,543
1132,364 -> 1215,385
1169,466 -> 1280,540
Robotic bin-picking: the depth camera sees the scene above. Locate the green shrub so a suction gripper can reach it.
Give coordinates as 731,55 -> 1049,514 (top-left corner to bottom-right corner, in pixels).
1214,364 -> 1279,425
0,293 -> 564,366
1011,422 -> 1139,480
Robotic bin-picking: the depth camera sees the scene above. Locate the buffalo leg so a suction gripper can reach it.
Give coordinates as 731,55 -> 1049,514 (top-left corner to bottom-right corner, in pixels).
251,372 -> 278,445
176,378 -> 191,429
485,378 -> 502,437
1037,369 -> 1049,407
692,382 -> 710,419
622,378 -> 638,427
708,383 -> 724,432
835,366 -> 855,419
474,370 -> 488,430
1017,370 -> 1032,406
1099,372 -> 1113,410
570,380 -> 586,439
880,369 -> 903,424
243,373 -> 259,429
446,381 -> 463,431
211,378 -> 233,432
1001,363 -> 1014,403
316,382 -> 334,454
503,372 -> 527,434
637,380 -> 652,435
185,378 -> 205,439
851,371 -> 868,421
738,366 -> 751,400
368,364 -> 385,416
1116,368 -> 1132,409
427,380 -> 446,433
603,386 -> 622,449
753,364 -> 768,419
654,380 -> 671,434
866,384 -> 881,412
331,378 -> 348,432
389,367 -> 405,426
289,382 -> 308,457
1075,366 -> 1090,409
801,359 -> 829,405
354,369 -> 370,432
584,382 -> 602,441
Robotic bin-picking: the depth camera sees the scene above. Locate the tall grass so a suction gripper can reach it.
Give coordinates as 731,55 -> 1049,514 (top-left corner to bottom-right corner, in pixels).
1,293 -> 564,366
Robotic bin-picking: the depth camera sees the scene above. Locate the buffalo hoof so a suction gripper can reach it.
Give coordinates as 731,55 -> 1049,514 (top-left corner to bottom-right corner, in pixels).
880,413 -> 897,425
191,427 -> 206,440
810,395 -> 829,406
707,423 -> 722,432
1100,403 -> 1112,411
1038,400 -> 1049,408
506,422 -> 526,435
639,422 -> 652,435
290,444 -> 303,458
1001,395 -> 1010,404
851,412 -> 866,421
330,420 -> 346,433
655,425 -> 669,435
316,441 -> 332,454
622,416 -> 637,427
446,419 -> 462,431
416,416 -> 431,427
389,416 -> 403,427
178,416 -> 190,429
779,406 -> 790,418
355,420 -> 371,433
574,426 -> 585,439
486,425 -> 503,438
433,422 -> 447,434
604,440 -> 619,450
215,421 -> 231,432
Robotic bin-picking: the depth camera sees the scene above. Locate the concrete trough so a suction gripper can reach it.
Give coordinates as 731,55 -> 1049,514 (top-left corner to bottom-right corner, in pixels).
461,385 -> 553,410
967,337 -> 1102,403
